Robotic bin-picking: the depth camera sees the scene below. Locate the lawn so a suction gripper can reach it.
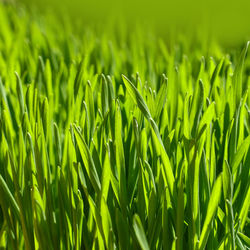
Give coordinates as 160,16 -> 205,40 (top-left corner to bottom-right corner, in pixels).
0,2 -> 250,249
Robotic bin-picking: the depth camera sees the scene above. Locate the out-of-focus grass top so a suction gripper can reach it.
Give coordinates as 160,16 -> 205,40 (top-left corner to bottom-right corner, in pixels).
20,0 -> 250,46
0,2 -> 250,250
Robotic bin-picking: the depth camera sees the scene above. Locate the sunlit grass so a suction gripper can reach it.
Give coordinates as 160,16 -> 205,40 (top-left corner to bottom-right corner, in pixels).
0,3 -> 250,250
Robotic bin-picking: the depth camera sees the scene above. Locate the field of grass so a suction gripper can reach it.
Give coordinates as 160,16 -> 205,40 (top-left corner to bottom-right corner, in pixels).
0,3 -> 250,250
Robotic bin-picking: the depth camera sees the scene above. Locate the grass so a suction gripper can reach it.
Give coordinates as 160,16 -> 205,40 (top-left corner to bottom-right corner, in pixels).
0,3 -> 250,250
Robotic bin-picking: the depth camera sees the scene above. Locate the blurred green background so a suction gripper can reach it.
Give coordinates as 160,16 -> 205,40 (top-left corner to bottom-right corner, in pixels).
18,0 -> 250,46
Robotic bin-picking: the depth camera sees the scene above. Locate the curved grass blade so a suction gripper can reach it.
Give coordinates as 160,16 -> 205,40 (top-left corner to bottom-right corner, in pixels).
238,182 -> 250,231
199,174 -> 222,250
231,135 -> 250,174
73,124 -> 101,193
133,214 -> 150,250
232,41 -> 249,108
15,72 -> 25,117
0,175 -> 20,218
122,74 -> 151,120
238,232 -> 250,247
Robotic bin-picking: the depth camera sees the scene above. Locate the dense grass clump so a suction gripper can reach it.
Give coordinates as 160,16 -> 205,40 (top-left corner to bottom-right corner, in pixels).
0,3 -> 250,250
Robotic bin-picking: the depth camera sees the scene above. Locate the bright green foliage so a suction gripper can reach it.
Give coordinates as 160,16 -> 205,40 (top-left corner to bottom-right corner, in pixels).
0,3 -> 250,250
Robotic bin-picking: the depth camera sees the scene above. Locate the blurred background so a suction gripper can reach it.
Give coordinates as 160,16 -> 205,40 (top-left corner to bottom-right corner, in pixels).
13,0 -> 250,46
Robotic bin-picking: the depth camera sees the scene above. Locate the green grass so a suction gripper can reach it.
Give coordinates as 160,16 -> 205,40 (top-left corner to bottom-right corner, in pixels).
0,3 -> 250,250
